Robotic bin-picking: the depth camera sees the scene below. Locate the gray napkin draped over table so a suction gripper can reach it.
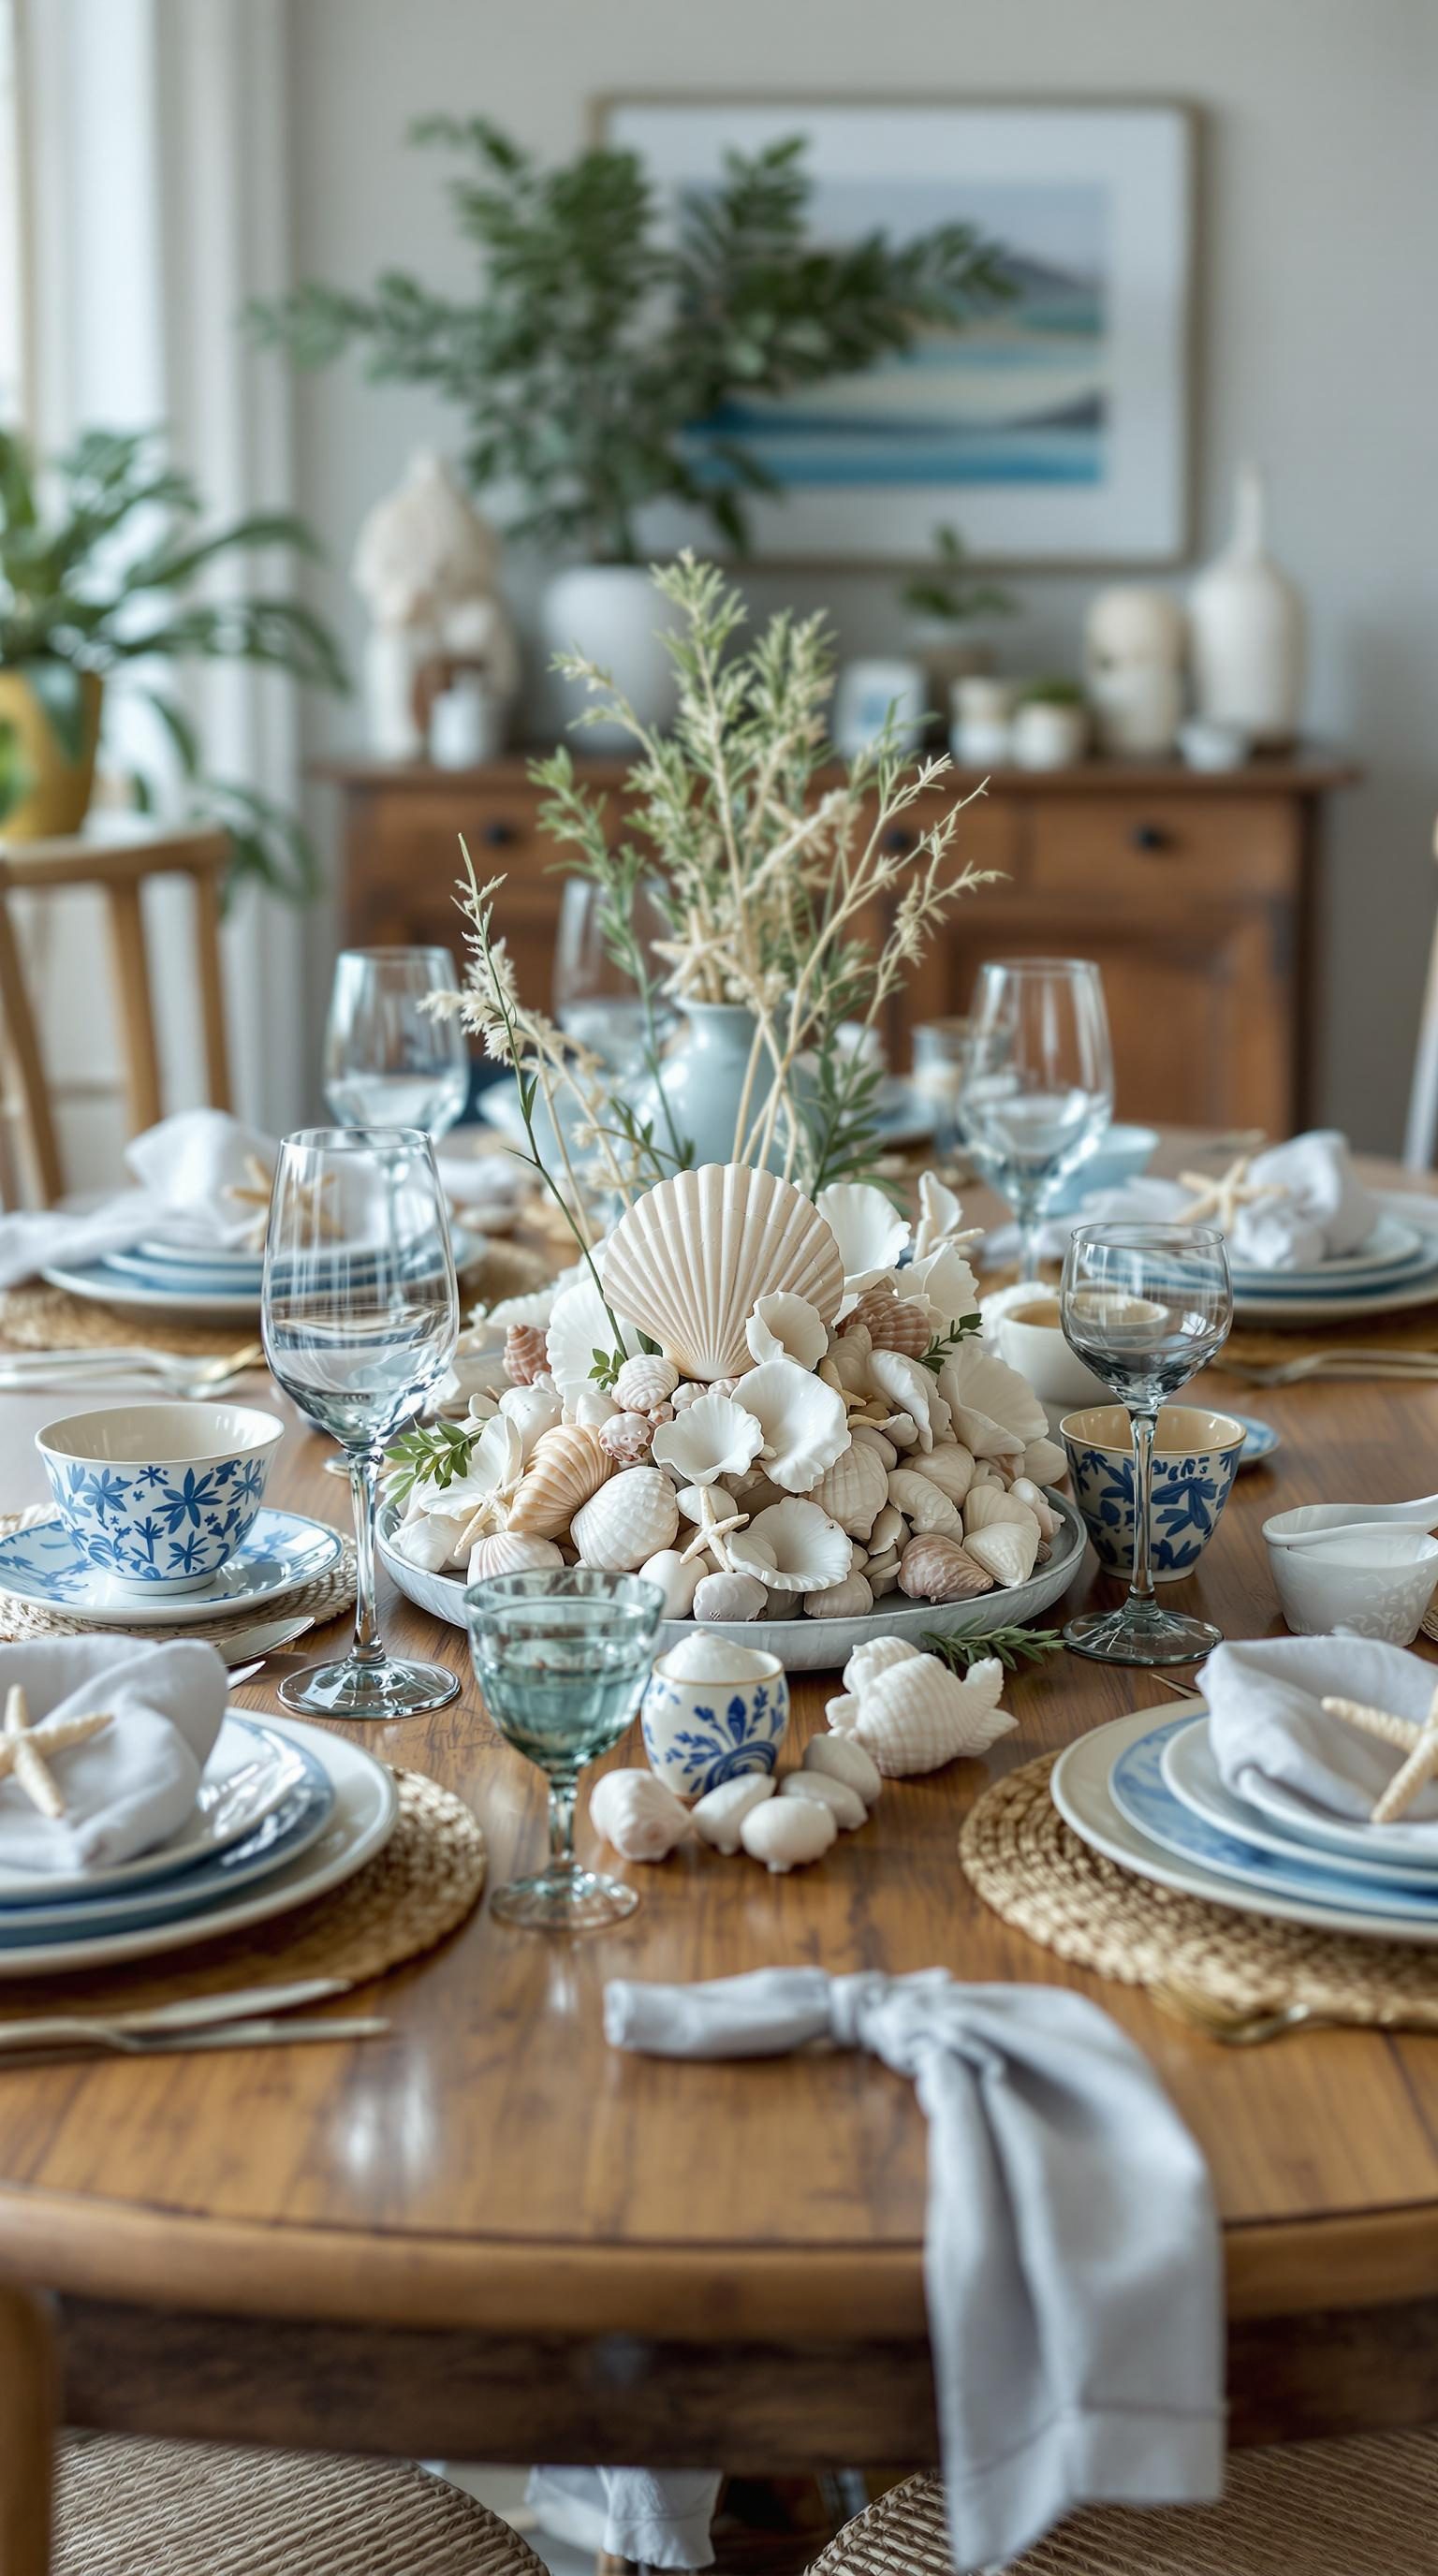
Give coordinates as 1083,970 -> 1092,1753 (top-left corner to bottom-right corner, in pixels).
596,1967 -> 1224,2573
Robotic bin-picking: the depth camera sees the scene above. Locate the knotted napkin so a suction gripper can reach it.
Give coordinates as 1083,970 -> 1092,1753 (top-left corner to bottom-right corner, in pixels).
0,1636 -> 228,1873
605,1967 -> 1223,2572
0,1106 -> 277,1288
980,1132 -> 1382,1279
1207,1635 -> 1438,1842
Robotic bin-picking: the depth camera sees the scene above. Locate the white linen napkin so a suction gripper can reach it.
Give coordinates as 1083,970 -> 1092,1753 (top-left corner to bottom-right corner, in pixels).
0,1106 -> 276,1289
1223,1130 -> 1377,1270
606,1967 -> 1223,2573
0,1636 -> 228,1873
1206,1635 -> 1438,1840
525,2470 -> 722,2571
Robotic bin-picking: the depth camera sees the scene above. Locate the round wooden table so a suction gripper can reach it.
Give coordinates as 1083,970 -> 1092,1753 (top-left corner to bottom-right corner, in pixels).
6,1151 -> 1438,2468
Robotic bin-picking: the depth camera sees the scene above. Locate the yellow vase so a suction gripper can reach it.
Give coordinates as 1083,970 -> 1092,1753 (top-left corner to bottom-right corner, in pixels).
0,667 -> 104,840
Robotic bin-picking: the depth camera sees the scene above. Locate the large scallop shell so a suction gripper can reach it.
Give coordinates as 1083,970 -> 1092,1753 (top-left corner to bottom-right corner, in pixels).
507,1423 -> 612,1537
740,1356 -> 849,1494
467,1531 -> 564,1580
828,1647 -> 1013,1777
570,1467 -> 680,1572
897,1533 -> 994,1602
808,1440 -> 889,1540
727,1497 -> 851,1595
652,1391 -> 765,1488
602,1164 -> 844,1381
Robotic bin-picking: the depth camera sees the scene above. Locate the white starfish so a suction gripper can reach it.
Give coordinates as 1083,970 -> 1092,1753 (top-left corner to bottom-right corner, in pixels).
222,1153 -> 340,1253
1176,1152 -> 1286,1236
0,1685 -> 112,1821
1321,1682 -> 1438,1823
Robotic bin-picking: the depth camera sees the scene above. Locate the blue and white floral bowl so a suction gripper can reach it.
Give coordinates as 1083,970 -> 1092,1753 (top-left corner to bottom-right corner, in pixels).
1060,1403 -> 1245,1585
36,1401 -> 284,1594
640,1636 -> 789,1800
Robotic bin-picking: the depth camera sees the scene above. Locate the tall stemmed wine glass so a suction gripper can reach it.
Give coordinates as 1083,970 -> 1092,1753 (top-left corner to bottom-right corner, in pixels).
262,1128 -> 461,1718
1060,1222 -> 1233,1666
324,947 -> 470,1138
961,959 -> 1114,1280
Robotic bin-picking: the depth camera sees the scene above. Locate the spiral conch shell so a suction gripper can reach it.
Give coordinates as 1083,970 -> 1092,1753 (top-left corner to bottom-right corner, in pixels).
590,1768 -> 692,1862
571,1468 -> 680,1572
826,1638 -> 1013,1777
602,1164 -> 844,1382
507,1422 -> 612,1537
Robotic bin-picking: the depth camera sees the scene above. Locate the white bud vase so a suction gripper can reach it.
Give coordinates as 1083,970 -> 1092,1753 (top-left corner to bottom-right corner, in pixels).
541,564 -> 681,753
1189,463 -> 1305,747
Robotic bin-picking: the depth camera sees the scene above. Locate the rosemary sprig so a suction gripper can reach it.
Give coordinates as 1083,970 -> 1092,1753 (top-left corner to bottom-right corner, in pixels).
383,1418 -> 485,1507
919,1624 -> 1064,1674
918,1315 -> 982,1374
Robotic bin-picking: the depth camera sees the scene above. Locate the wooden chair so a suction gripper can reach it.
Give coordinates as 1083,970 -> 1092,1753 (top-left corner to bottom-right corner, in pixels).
0,817 -> 233,1207
1402,813 -> 1438,1171
0,2276 -> 551,2576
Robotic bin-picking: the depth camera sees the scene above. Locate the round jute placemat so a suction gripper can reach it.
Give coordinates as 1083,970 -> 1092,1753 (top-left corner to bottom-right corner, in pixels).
961,1752 -> 1438,2018
0,1509 -> 357,1648
0,1769 -> 486,2009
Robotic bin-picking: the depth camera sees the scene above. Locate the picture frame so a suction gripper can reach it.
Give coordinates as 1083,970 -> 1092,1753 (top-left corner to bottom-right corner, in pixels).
597,96 -> 1196,567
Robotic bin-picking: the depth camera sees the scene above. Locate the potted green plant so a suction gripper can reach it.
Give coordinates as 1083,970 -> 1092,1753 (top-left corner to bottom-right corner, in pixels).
900,522 -> 1017,711
1010,676 -> 1089,770
250,119 -> 1010,735
0,425 -> 346,894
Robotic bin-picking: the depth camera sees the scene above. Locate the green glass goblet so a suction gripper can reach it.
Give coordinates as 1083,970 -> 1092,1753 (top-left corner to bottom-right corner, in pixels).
464,1569 -> 664,1932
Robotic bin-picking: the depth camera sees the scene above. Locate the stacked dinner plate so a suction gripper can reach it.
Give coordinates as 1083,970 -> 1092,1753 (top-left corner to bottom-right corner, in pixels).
1230,1197 -> 1438,1325
1054,1704 -> 1438,1944
42,1223 -> 486,1324
0,1708 -> 397,1978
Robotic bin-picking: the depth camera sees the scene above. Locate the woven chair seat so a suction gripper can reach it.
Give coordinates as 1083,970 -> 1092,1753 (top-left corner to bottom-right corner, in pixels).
54,2434 -> 550,2576
807,2435 -> 1438,2576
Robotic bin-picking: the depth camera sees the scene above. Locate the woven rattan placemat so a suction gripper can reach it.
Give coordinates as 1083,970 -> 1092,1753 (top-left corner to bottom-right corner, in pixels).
0,1509 -> 356,1647
961,1751 -> 1438,2018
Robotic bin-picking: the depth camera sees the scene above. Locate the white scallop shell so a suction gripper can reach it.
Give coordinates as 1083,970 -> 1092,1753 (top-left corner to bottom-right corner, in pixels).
1010,1475 -> 1063,1540
937,1343 -> 1049,1449
963,1485 -> 1040,1536
740,1356 -> 849,1495
728,1498 -> 851,1595
638,1548 -> 702,1618
571,1468 -> 680,1571
780,1771 -> 868,1831
867,1349 -> 950,1454
601,1164 -> 844,1382
693,1570 -> 769,1622
744,1292 -> 830,1371
808,1441 -> 889,1540
545,1275 -> 639,1405
914,1170 -> 965,1258
1022,1436 -> 1069,1487
590,1768 -> 692,1861
802,1571 -> 873,1620
803,1733 -> 882,1807
652,1392 -> 764,1488
741,1797 -> 838,1872
832,1650 -> 1013,1778
467,1531 -> 565,1580
815,1181 -> 910,1297
965,1516 -> 1040,1588
906,1443 -> 976,1507
692,1773 -> 775,1853
613,1354 -> 680,1412
886,1467 -> 962,1538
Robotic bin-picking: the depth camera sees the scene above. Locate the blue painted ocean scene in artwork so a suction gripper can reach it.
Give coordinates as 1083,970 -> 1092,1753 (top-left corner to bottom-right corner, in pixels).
683,177 -> 1108,491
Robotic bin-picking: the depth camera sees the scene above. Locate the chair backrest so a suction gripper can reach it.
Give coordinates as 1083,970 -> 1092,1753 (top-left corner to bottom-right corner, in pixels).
0,822 -> 232,1207
1402,814 -> 1438,1172
0,2276 -> 55,2576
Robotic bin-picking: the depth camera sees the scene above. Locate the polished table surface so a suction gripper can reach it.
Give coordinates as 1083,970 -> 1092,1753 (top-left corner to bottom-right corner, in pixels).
7,1148 -> 1438,2463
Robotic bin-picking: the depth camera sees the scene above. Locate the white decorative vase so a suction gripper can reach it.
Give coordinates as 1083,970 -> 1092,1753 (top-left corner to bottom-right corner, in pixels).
635,1003 -> 774,1169
1189,463 -> 1305,747
1010,700 -> 1088,770
1084,587 -> 1186,757
541,565 -> 681,751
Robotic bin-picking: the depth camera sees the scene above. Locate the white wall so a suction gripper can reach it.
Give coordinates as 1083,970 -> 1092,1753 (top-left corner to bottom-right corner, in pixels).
285,0 -> 1438,1149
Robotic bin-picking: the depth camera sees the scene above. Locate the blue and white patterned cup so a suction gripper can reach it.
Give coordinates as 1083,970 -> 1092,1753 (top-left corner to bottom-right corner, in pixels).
1060,1403 -> 1245,1585
37,1401 -> 284,1593
640,1639 -> 788,1800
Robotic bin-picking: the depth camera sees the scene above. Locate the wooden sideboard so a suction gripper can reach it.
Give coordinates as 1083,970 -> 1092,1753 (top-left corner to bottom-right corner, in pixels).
318,752 -> 1357,1132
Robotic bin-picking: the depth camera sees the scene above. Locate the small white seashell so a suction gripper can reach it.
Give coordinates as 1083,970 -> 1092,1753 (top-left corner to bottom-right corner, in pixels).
728,1498 -> 852,1595
498,1382 -> 565,1461
741,1796 -> 838,1872
692,1773 -> 776,1853
571,1468 -> 680,1571
838,1649 -> 1014,1778
879,1412 -> 921,1451
614,1354 -> 680,1413
850,1423 -> 899,1471
745,1291 -> 829,1371
590,1768 -> 692,1862
937,1343 -> 1049,1449
802,1571 -> 873,1619
1011,1475 -> 1063,1540
808,1440 -> 889,1539
1022,1435 -> 1069,1488
887,1468 -> 962,1538
571,1386 -> 620,1427
652,1391 -> 764,1488
602,1164 -> 844,1382
816,1181 -> 910,1298
741,1356 -> 849,1495
693,1570 -> 769,1622
963,1485 -> 1040,1536
599,1411 -> 655,1467
868,1502 -> 905,1556
804,1733 -> 882,1807
913,1169 -> 966,1259
965,1516 -> 1040,1588
638,1548 -> 702,1619
393,1513 -> 467,1573
898,1535 -> 993,1603
779,1771 -> 867,1831
868,1349 -> 950,1453
907,1443 -> 976,1507
467,1531 -> 564,1581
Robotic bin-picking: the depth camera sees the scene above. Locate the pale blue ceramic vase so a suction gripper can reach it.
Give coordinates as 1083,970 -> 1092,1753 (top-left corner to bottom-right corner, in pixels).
635,1003 -> 774,1168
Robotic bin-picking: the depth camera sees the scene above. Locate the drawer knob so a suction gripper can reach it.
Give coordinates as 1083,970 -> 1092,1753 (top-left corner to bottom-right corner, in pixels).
883,827 -> 915,856
1130,822 -> 1174,854
480,818 -> 519,848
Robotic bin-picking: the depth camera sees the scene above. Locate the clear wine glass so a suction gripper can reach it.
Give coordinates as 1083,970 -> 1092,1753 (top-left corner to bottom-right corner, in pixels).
262,1128 -> 461,1719
324,947 -> 470,1138
465,1569 -> 664,1931
553,877 -> 674,1082
961,959 -> 1114,1280
1060,1222 -> 1234,1666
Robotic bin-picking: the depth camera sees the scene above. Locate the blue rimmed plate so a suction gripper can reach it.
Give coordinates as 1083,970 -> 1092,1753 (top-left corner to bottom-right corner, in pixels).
0,1710 -> 312,1904
1161,1714 -> 1438,1892
0,1507 -> 343,1628
1230,1412 -> 1280,1470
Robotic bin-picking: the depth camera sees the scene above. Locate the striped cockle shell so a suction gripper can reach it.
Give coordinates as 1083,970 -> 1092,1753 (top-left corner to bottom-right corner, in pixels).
807,1440 -> 889,1540
849,1423 -> 899,1471
843,1287 -> 932,1358
829,1651 -> 1013,1778
467,1531 -> 565,1581
963,1485 -> 1040,1536
741,1796 -> 837,1872
693,1570 -> 769,1623
887,1468 -> 962,1538
780,1771 -> 867,1831
590,1768 -> 692,1862
571,1467 -> 680,1572
965,1516 -> 1040,1588
898,1534 -> 993,1603
507,1422 -> 612,1537
802,1571 -> 874,1620
728,1498 -> 851,1596
599,1411 -> 654,1467
803,1732 -> 882,1808
613,1354 -> 680,1413
601,1164 -> 844,1382
906,1442 -> 976,1507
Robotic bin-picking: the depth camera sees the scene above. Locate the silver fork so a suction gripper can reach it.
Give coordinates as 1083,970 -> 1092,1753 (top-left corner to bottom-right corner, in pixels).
1220,1350 -> 1438,1387
0,1342 -> 265,1398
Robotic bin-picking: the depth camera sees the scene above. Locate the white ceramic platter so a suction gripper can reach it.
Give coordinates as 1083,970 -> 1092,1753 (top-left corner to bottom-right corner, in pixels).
376,1488 -> 1087,1675
1228,1211 -> 1424,1291
1050,1707 -> 1438,1944
0,1715 -> 397,1977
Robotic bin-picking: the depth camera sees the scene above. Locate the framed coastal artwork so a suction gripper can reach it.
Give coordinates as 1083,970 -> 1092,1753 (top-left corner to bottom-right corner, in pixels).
599,98 -> 1195,565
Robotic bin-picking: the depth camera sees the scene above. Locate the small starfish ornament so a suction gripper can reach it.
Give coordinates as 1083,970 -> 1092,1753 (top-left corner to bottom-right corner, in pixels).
1176,1151 -> 1286,1236
222,1153 -> 340,1253
0,1685 -> 112,1821
1321,1682 -> 1438,1823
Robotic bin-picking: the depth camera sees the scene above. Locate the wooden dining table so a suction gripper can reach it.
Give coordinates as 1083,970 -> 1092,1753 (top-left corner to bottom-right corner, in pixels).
7,1144 -> 1438,2477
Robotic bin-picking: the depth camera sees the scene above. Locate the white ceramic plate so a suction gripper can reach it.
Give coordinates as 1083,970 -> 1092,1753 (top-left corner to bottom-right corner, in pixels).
44,1226 -> 484,1321
0,1711 -> 311,1903
1050,1708 -> 1438,1944
1231,1260 -> 1438,1325
0,1715 -> 397,1977
1229,1212 -> 1425,1290
376,1488 -> 1088,1675
0,1508 -> 344,1628
1233,1749 -> 1438,1867
1162,1714 -> 1438,1891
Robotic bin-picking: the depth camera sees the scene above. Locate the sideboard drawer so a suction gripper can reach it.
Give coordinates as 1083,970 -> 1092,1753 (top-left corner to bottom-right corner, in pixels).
1028,796 -> 1299,900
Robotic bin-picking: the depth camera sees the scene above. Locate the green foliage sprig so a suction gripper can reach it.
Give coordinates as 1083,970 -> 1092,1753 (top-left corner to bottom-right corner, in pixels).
918,1317 -> 983,1375
384,1418 -> 485,1507
901,522 -> 1017,629
919,1625 -> 1063,1674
